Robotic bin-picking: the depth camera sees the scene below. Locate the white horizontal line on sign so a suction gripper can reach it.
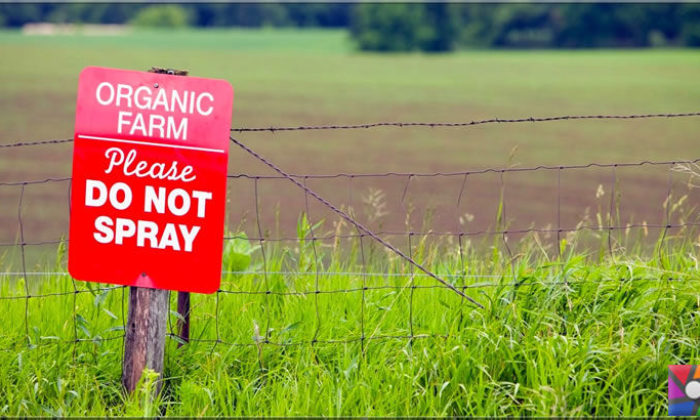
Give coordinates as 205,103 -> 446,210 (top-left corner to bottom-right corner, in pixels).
77,134 -> 225,154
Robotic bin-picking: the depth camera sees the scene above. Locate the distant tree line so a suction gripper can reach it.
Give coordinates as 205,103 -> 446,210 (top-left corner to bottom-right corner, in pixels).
2,3 -> 699,51
0,4 -> 351,28
351,3 -> 700,51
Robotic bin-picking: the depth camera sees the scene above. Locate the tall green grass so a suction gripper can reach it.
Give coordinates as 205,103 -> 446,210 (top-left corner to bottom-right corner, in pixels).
0,208 -> 698,416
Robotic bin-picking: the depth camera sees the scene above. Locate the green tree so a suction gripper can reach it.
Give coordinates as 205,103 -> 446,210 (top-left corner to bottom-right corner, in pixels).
350,3 -> 457,52
0,4 -> 43,27
680,4 -> 700,47
285,3 -> 350,27
130,5 -> 190,28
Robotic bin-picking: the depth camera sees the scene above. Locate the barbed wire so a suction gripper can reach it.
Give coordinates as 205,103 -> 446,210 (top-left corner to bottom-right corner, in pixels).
0,268 -> 689,294
0,138 -> 73,149
0,157 -> 696,188
1,221 -> 696,249
226,158 -> 700,179
2,110 -> 700,149
0,285 -> 122,300
1,265 -> 692,280
230,111 -> 700,133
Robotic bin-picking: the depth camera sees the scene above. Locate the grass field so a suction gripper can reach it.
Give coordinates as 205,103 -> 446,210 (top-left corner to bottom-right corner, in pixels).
0,28 -> 699,416
1,28 -> 699,251
1,223 -> 699,416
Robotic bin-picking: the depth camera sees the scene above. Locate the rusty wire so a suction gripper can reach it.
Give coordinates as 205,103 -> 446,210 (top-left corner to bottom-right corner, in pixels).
2,110 -> 700,149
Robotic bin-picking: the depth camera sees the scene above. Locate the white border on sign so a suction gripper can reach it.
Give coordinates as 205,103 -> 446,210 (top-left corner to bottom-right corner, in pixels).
77,134 -> 226,154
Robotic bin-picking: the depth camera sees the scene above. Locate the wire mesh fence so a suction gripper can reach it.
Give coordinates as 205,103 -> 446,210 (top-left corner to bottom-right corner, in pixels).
1,111 -> 699,355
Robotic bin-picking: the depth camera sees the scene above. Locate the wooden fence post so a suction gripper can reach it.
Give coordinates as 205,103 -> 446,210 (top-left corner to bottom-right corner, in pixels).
121,67 -> 191,396
122,285 -> 169,394
176,291 -> 190,346
149,67 -> 192,348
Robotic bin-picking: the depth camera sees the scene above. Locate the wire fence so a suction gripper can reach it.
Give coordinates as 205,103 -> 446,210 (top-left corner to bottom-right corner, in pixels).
1,111 -> 699,354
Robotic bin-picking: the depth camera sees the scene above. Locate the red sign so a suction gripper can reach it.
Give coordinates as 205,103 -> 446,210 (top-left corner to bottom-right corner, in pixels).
68,66 -> 233,294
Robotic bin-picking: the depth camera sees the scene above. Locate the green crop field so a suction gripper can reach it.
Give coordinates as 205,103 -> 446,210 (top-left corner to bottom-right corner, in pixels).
1,28 -> 699,247
0,28 -> 699,416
